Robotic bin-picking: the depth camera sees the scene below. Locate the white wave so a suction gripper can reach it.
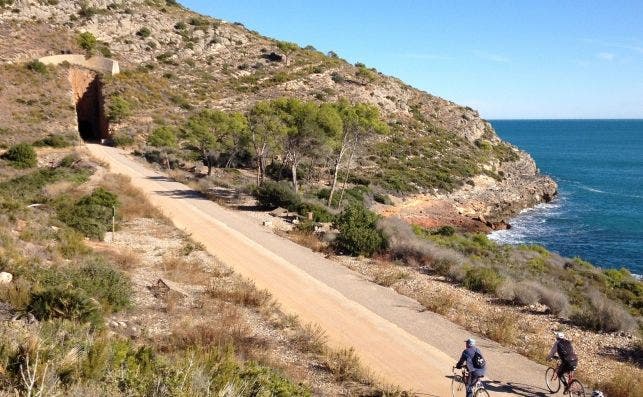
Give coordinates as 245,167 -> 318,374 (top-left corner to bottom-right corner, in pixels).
489,200 -> 563,245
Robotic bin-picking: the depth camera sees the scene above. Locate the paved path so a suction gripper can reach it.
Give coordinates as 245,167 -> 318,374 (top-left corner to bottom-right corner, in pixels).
87,144 -> 552,396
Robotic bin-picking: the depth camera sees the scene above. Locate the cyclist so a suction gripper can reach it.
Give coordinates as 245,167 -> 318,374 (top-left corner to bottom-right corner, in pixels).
547,332 -> 578,394
455,338 -> 486,397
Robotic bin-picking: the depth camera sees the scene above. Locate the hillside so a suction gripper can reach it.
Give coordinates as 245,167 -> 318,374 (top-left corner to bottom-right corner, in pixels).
0,0 -> 556,231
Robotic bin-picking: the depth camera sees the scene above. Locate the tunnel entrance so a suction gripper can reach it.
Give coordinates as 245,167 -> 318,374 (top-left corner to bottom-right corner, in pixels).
69,68 -> 109,142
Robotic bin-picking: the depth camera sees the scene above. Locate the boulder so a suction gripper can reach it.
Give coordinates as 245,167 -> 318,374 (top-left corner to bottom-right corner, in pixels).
0,272 -> 12,284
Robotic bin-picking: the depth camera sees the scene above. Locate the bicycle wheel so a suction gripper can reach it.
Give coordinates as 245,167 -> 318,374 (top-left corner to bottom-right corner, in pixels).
568,380 -> 585,397
474,388 -> 490,397
451,374 -> 464,397
545,367 -> 561,393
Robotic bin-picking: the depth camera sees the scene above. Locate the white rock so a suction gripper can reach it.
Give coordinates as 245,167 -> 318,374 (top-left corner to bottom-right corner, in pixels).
0,272 -> 12,284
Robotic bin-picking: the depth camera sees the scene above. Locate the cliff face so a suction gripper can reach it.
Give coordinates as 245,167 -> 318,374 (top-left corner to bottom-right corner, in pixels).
0,0 -> 557,228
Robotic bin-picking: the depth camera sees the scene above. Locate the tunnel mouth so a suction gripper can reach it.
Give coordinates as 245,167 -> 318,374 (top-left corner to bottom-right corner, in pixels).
70,69 -> 109,142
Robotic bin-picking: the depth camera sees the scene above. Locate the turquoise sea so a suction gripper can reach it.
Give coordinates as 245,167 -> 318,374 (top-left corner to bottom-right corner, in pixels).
489,120 -> 643,275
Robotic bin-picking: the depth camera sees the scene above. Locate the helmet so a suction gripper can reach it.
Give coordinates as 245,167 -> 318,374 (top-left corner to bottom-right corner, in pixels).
554,332 -> 565,340
466,338 -> 476,347
591,391 -> 604,397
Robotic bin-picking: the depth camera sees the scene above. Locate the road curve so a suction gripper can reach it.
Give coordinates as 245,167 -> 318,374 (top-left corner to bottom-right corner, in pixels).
87,144 -> 551,396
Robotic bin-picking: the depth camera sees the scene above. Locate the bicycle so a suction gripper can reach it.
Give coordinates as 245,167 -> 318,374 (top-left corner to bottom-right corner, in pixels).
545,357 -> 585,396
452,367 -> 490,397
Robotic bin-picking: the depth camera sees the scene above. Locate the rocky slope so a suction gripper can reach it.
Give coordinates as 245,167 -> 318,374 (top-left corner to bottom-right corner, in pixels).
0,0 -> 557,229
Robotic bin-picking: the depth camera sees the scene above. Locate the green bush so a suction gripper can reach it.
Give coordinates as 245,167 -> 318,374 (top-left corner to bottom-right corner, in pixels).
28,286 -> 103,326
107,95 -> 132,122
33,134 -> 71,148
334,205 -> 386,256
463,267 -> 503,293
111,133 -> 135,147
77,31 -> 97,51
2,143 -> 37,168
434,226 -> 455,236
57,188 -> 119,240
26,60 -> 47,74
253,180 -> 300,210
136,27 -> 151,38
72,258 -> 132,312
56,228 -> 91,258
296,202 -> 336,223
147,126 -> 178,148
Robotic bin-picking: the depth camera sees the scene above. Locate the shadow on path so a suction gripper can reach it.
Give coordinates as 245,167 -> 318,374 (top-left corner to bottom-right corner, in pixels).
153,189 -> 208,200
484,380 -> 550,396
442,375 -> 550,397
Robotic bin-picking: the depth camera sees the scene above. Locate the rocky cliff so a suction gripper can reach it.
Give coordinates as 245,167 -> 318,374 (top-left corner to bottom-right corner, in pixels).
0,0 -> 557,229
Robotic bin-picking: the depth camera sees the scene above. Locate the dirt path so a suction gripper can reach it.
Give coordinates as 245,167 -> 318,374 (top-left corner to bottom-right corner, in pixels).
87,144 -> 552,396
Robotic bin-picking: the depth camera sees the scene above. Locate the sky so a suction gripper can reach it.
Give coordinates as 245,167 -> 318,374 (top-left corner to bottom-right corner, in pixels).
181,1 -> 643,119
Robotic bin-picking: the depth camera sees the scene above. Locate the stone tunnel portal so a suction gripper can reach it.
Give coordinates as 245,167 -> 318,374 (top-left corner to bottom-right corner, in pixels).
69,68 -> 109,142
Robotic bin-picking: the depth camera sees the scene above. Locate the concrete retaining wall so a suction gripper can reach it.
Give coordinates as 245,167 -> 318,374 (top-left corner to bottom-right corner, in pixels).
38,54 -> 120,75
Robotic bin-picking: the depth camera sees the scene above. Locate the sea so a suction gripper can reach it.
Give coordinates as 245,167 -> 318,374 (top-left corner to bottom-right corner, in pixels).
488,119 -> 643,275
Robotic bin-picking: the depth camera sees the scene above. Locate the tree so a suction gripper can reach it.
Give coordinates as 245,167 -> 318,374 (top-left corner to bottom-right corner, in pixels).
272,99 -> 335,193
276,41 -> 298,66
183,110 -> 223,175
147,126 -> 178,148
326,101 -> 388,207
248,101 -> 287,185
219,112 -> 250,168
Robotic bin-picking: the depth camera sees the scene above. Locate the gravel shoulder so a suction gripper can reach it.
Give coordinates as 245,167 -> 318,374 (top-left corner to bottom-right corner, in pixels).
88,143 -> 557,396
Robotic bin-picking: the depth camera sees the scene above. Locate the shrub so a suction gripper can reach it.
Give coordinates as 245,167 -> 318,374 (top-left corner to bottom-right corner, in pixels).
56,228 -> 91,258
571,291 -> 637,332
111,133 -> 135,147
253,180 -> 300,210
334,205 -> 386,256
296,201 -> 335,222
77,32 -> 97,51
26,60 -> 47,74
28,286 -> 103,326
72,258 -> 132,312
434,226 -> 455,236
330,72 -> 345,83
136,27 -> 151,38
57,188 -> 119,240
147,126 -> 177,148
2,143 -> 37,168
463,267 -> 503,294
33,134 -> 71,148
107,96 -> 132,122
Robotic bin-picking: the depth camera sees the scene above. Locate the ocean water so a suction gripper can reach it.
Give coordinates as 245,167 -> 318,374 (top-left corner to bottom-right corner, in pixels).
488,119 -> 643,274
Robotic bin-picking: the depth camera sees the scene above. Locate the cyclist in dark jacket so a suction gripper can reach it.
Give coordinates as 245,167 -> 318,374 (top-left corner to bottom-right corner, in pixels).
456,338 -> 486,397
547,332 -> 578,394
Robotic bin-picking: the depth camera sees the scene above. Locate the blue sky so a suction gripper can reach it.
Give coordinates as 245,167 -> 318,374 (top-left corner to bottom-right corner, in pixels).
181,1 -> 643,119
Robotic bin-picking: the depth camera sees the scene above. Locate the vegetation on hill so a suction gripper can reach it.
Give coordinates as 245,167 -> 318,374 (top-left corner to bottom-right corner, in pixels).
0,148 -> 394,396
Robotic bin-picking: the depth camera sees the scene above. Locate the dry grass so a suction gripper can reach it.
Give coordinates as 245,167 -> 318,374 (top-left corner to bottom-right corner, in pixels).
160,254 -> 210,284
101,248 -> 140,270
291,323 -> 328,355
416,290 -> 457,315
324,347 -> 372,384
371,263 -> 410,287
0,278 -> 32,311
99,173 -> 161,219
158,304 -> 268,358
206,277 -> 272,308
483,311 -> 519,344
288,229 -> 328,253
595,370 -> 643,397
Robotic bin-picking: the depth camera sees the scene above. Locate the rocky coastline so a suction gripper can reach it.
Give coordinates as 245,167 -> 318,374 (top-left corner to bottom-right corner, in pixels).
376,149 -> 558,233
